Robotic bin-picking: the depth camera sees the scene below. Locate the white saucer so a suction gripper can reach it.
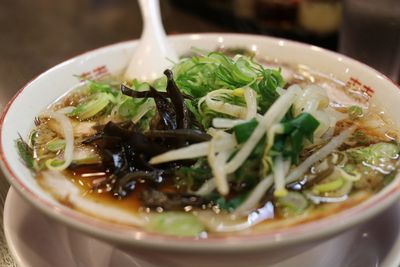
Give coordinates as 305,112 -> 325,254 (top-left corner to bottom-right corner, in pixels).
3,188 -> 400,267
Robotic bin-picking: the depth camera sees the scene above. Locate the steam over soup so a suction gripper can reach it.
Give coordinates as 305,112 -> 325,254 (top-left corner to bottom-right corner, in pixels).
17,49 -> 400,237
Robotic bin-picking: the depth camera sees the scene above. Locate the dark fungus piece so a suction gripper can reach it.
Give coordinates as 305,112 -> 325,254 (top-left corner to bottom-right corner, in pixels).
145,129 -> 211,143
141,188 -> 207,210
67,162 -> 104,171
121,84 -> 193,100
149,86 -> 177,130
123,84 -> 178,130
113,172 -> 137,198
101,148 -> 128,174
81,133 -> 103,145
113,170 -> 165,198
103,121 -> 167,156
164,69 -> 191,129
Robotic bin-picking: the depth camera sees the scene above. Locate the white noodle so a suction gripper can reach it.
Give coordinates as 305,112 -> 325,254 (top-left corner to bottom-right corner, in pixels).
208,131 -> 233,195
293,84 -> 336,139
244,87 -> 257,119
234,175 -> 273,214
276,87 -> 286,96
197,201 -> 275,232
265,123 -> 284,154
212,115 -> 263,129
273,156 -> 291,197
41,111 -> 74,171
194,179 -> 216,196
203,89 -> 248,119
225,85 -> 302,173
149,136 -> 237,164
55,106 -> 75,114
286,126 -> 356,184
212,118 -> 246,128
110,105 -> 120,122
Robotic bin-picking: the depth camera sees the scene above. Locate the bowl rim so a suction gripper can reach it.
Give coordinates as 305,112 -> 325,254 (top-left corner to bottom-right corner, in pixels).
1,33 -> 400,252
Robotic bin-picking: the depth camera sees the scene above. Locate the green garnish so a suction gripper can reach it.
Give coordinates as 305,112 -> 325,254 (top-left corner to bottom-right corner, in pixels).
347,142 -> 399,167
16,137 -> 34,170
148,212 -> 205,237
312,178 -> 344,194
273,112 -> 320,163
68,93 -> 112,120
233,118 -> 258,144
348,105 -> 363,119
46,138 -> 66,152
277,191 -> 308,212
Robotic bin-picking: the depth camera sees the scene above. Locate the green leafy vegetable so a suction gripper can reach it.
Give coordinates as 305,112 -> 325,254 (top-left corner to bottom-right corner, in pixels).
347,142 -> 399,167
347,105 -> 363,120
233,118 -> 258,144
277,191 -> 308,212
350,130 -> 370,145
254,69 -> 285,113
88,80 -> 117,96
68,93 -> 112,120
273,112 -> 320,163
45,158 -> 65,169
172,50 -> 284,106
118,98 -> 147,119
175,162 -> 211,190
148,212 -> 205,237
71,156 -> 102,166
312,178 -> 344,194
46,138 -> 66,152
16,137 -> 34,170
281,112 -> 320,141
213,193 -> 249,212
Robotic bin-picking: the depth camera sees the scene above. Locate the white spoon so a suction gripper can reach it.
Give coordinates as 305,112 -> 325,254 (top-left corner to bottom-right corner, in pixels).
124,0 -> 178,81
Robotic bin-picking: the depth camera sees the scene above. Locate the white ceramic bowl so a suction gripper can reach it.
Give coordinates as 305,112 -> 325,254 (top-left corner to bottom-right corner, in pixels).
1,33 -> 400,267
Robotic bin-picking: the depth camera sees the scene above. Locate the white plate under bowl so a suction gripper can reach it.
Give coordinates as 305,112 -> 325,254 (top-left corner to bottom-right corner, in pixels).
4,189 -> 400,267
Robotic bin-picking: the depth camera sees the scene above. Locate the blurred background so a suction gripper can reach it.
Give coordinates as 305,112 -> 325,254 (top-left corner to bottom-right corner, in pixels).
1,0 -> 399,111
0,0 -> 399,266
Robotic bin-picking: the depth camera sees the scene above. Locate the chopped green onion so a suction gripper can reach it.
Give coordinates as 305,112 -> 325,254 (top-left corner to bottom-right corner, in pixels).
68,93 -> 111,120
16,138 -> 34,170
347,142 -> 399,167
148,212 -> 205,237
45,158 -> 65,170
277,191 -> 308,211
28,130 -> 37,147
233,118 -> 258,144
88,81 -> 116,95
281,112 -> 320,141
312,178 -> 344,194
72,156 -> 101,166
339,166 -> 361,181
214,193 -> 249,212
117,98 -> 145,119
348,105 -> 363,119
272,112 -> 320,163
46,139 -> 66,152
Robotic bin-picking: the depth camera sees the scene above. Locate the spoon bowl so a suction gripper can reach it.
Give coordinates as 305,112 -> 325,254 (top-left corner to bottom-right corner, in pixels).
124,0 -> 178,81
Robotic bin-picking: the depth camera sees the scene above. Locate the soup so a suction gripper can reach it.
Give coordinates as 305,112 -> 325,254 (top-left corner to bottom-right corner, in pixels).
17,49 -> 400,237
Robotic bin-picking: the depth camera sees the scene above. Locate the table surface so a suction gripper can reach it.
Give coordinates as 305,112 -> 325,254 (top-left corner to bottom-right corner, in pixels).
0,1 -> 228,265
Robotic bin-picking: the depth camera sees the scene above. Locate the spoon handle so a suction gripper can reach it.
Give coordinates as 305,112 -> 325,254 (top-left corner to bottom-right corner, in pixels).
139,0 -> 165,39
125,0 -> 178,81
